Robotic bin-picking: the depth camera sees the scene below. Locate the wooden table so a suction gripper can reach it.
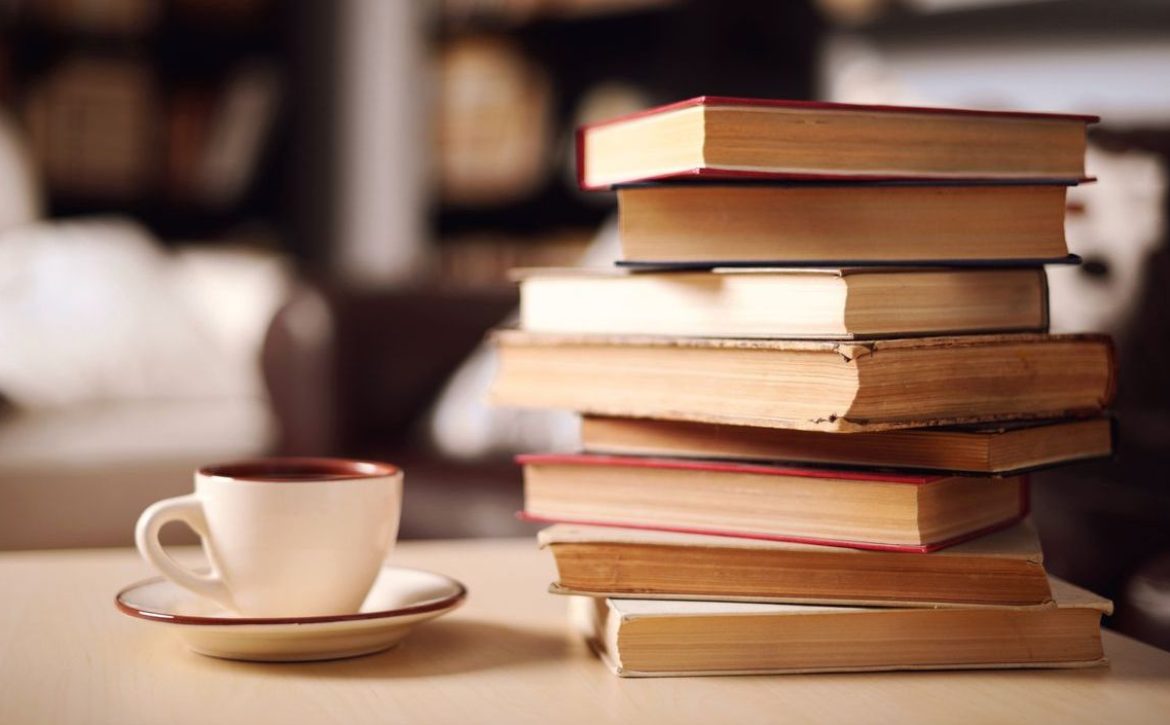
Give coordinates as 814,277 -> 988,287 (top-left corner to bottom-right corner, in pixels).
3,539 -> 1169,725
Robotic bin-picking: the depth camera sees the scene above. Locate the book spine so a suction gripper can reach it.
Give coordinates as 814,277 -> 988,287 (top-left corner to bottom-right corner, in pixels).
1038,266 -> 1052,332
575,124 -> 587,190
1102,337 -> 1119,408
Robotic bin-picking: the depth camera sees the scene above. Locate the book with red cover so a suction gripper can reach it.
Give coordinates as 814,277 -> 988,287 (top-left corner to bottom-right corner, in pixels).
518,453 -> 1030,553
576,96 -> 1097,190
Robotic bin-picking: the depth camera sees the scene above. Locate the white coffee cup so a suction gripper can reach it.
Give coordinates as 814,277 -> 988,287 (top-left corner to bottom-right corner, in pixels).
135,458 -> 402,617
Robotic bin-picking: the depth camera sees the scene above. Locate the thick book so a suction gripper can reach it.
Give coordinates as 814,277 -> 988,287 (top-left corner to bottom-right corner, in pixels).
577,96 -> 1095,190
580,416 -> 1114,475
518,454 -> 1029,552
571,577 -> 1111,677
540,520 -> 1052,607
517,267 -> 1048,339
615,183 -> 1071,265
490,331 -> 1115,433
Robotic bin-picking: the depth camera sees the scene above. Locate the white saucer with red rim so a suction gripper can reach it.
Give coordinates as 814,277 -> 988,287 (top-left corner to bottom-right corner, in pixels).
115,565 -> 466,662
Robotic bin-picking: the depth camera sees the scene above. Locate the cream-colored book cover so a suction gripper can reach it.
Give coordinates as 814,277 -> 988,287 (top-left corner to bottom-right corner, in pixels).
572,577 -> 1110,678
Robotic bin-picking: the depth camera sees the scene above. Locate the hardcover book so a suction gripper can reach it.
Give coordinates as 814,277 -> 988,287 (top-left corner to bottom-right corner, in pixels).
491,331 -> 1115,433
519,453 -> 1029,552
614,183 -> 1072,265
572,577 -> 1110,677
579,416 -> 1113,475
540,520 -> 1052,607
517,267 -> 1049,339
577,96 -> 1095,189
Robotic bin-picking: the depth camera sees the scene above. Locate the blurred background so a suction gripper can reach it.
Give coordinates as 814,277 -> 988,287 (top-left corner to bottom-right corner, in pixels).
0,0 -> 1168,648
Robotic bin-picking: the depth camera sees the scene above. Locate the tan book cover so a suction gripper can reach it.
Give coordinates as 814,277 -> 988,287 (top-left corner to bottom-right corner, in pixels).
515,267 -> 1049,339
491,331 -> 1115,432
573,577 -> 1111,677
579,416 -> 1114,474
540,520 -> 1052,608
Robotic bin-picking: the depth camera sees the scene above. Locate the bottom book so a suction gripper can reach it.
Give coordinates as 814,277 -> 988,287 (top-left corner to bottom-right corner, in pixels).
570,577 -> 1110,678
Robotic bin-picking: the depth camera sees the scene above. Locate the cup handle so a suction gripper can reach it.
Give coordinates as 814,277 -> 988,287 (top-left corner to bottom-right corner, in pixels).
134,494 -> 235,611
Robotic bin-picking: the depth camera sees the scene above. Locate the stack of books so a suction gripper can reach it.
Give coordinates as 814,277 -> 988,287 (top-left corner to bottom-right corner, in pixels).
490,97 -> 1117,677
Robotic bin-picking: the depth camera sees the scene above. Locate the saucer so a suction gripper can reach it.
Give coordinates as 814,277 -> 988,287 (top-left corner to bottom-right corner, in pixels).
115,565 -> 467,662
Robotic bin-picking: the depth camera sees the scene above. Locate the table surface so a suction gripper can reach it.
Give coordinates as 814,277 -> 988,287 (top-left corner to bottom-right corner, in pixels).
3,539 -> 1170,725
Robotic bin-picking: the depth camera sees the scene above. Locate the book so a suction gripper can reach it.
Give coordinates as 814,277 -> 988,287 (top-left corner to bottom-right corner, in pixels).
518,454 -> 1028,551
576,96 -> 1095,190
490,331 -> 1115,433
540,520 -> 1052,607
580,416 -> 1113,475
615,183 -> 1071,265
196,62 -> 282,208
24,57 -> 157,199
437,35 -> 552,206
517,267 -> 1049,339
572,577 -> 1110,677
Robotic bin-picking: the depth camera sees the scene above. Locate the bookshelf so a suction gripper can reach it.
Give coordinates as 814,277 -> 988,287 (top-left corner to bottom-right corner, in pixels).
0,0 -> 286,242
0,1 -> 825,281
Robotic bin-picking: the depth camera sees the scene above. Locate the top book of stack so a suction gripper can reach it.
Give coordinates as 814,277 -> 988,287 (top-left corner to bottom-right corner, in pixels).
577,96 -> 1096,189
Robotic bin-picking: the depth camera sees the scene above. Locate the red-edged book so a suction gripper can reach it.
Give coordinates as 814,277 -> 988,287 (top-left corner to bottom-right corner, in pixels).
518,453 -> 1029,553
576,96 -> 1096,190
